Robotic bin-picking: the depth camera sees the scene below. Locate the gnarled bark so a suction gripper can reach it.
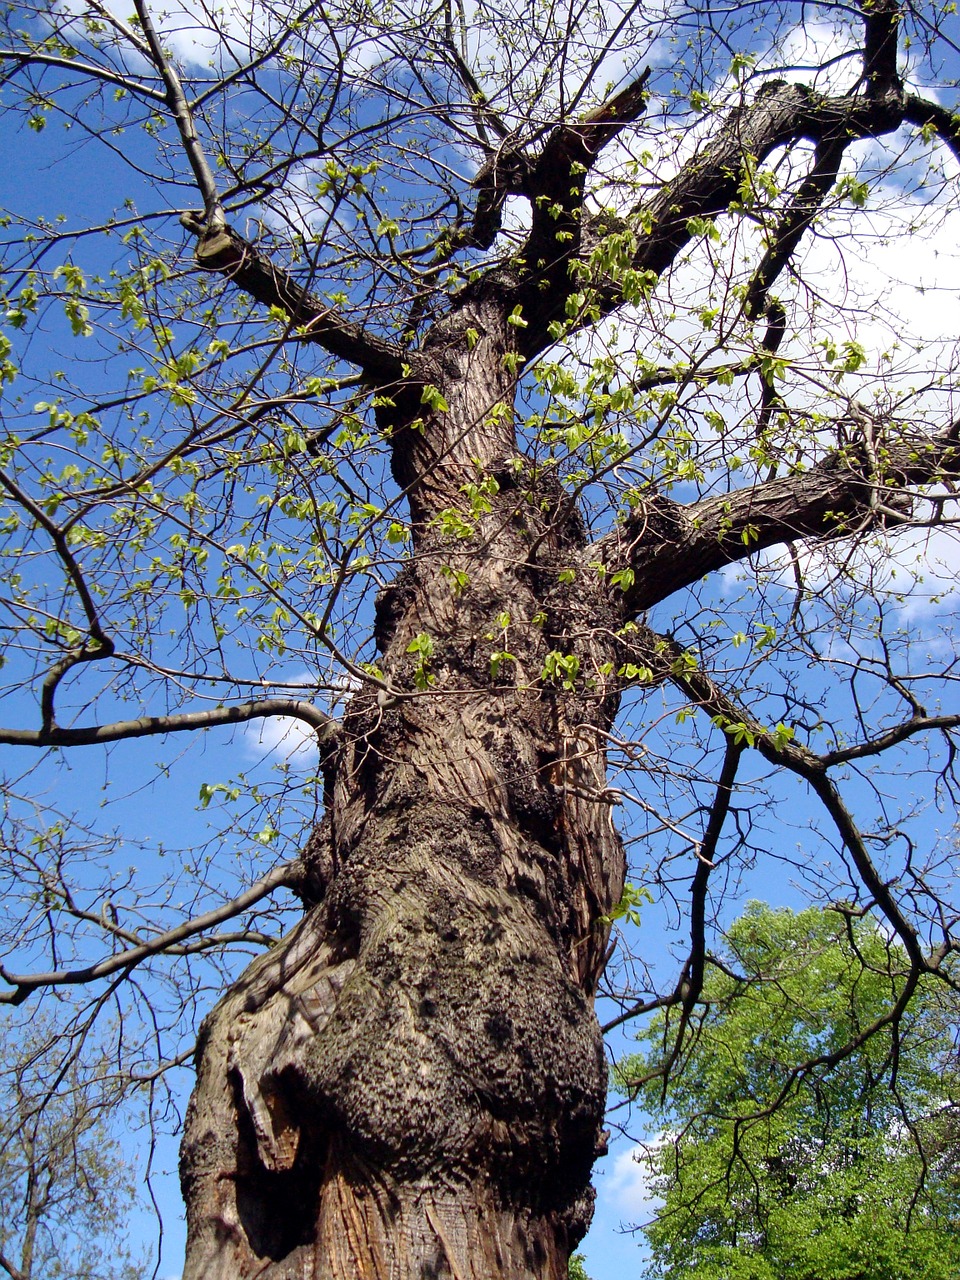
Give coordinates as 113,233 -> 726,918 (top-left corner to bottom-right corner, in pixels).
181,315 -> 627,1279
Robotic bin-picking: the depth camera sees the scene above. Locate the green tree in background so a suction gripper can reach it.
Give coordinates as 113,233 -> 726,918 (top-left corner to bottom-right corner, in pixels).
619,904 -> 960,1280
568,1254 -> 593,1280
0,1017 -> 145,1280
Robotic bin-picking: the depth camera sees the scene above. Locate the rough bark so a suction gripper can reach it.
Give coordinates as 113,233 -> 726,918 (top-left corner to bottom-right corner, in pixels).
176,285 -> 960,1275
4,0 -> 960,1273
181,303 -> 628,1279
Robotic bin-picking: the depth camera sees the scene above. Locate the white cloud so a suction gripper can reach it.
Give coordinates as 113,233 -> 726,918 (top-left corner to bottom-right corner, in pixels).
882,522 -> 960,614
241,715 -> 319,764
722,514 -> 960,623
449,0 -> 683,134
606,1141 -> 664,1218
792,194 -> 960,411
55,0 -> 360,76
760,17 -> 860,95
260,163 -> 340,239
148,0 -> 287,70
53,0 -> 254,71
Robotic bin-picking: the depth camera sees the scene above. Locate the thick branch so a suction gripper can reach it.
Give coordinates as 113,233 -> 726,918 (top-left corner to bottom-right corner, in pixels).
596,424 -> 959,613
465,70 -> 650,254
861,0 -> 902,99
514,70 -> 650,339
181,219 -> 412,382
738,132 -> 851,431
0,698 -> 338,749
902,95 -> 960,165
625,86 -> 901,294
0,861 -> 298,1004
529,68 -> 652,231
0,1253 -> 24,1280
84,0 -> 153,59
522,82 -> 912,356
743,135 -> 850,320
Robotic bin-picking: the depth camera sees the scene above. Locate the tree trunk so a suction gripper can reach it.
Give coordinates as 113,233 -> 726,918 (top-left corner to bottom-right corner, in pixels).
180,301 -> 628,1278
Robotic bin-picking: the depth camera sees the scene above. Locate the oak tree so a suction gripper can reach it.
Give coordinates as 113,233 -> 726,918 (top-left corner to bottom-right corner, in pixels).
2,1 -> 960,1277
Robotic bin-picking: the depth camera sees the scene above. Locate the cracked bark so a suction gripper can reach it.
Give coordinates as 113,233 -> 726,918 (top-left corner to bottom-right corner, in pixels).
181,306 -> 627,1279
179,291 -> 959,1277
5,0 -> 959,1272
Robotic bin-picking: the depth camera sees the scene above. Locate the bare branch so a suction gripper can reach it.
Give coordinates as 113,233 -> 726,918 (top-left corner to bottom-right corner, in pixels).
804,768 -> 927,973
520,80 -> 920,356
0,470 -> 116,730
0,472 -> 110,651
822,715 -> 960,766
0,860 -> 299,1004
0,1251 -> 25,1280
601,991 -> 681,1037
861,0 -> 903,99
188,0 -> 331,111
640,627 -> 935,976
181,219 -> 414,382
131,0 -> 225,231
0,698 -> 338,750
0,48 -> 167,103
660,738 -> 744,1087
88,0 -> 411,382
442,0 -> 510,146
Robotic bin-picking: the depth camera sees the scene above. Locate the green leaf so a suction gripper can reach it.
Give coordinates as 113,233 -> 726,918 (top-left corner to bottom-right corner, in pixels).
542,649 -> 580,689
420,384 -> 450,412
598,881 -> 653,927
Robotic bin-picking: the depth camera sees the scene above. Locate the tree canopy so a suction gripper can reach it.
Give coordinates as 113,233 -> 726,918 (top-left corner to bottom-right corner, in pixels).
1,1 -> 960,1276
621,904 -> 960,1280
